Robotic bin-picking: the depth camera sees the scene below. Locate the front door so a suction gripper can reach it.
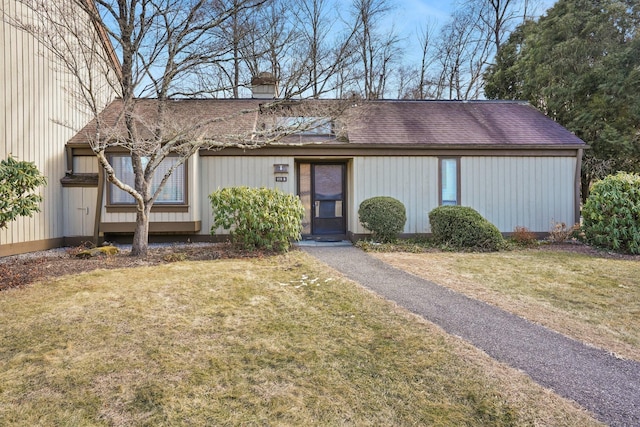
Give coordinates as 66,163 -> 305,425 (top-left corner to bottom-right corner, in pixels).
298,162 -> 346,237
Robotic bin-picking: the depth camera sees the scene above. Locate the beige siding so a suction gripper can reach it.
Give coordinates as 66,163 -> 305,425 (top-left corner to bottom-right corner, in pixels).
63,187 -> 97,237
461,157 -> 577,233
189,151 -> 201,224
199,156 -> 295,235
100,206 -> 196,225
109,154 -> 577,238
197,155 -> 577,237
350,157 -> 439,234
73,156 -> 99,174
1,0 -> 114,254
351,156 -> 576,235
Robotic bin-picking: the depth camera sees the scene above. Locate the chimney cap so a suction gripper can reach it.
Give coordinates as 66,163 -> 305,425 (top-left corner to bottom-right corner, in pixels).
251,72 -> 277,86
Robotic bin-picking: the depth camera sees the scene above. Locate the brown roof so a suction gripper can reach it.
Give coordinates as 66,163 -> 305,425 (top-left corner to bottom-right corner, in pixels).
68,98 -> 262,146
68,98 -> 586,148
347,100 -> 585,147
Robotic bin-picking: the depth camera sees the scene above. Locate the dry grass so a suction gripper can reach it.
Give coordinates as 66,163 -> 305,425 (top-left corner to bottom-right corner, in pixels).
373,247 -> 640,361
0,251 -> 600,426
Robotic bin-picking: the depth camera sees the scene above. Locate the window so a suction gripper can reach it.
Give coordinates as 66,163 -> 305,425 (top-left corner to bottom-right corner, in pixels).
277,116 -> 333,135
108,155 -> 185,205
440,157 -> 459,206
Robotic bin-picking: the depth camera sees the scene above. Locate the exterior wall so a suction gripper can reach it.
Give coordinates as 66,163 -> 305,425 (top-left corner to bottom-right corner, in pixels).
461,156 -> 577,233
199,156 -> 296,235
1,0 -> 115,256
197,154 -> 578,238
350,156 -> 439,234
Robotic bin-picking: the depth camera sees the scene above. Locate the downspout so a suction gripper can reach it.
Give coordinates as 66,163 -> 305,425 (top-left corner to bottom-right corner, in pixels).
93,166 -> 104,245
574,148 -> 583,225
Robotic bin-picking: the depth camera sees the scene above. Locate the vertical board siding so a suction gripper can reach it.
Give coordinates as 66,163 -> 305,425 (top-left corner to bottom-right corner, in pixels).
73,156 -> 99,174
189,152 -> 201,223
350,157 -> 439,234
199,156 -> 295,235
94,153 -> 577,237
101,205 -> 195,225
461,157 -> 576,232
1,0 -> 114,252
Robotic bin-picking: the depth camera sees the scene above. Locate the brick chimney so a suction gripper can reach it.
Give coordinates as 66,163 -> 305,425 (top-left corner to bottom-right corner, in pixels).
251,72 -> 279,99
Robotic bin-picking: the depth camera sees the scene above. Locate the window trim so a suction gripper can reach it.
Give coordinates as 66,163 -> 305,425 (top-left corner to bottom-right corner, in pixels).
438,157 -> 461,206
105,155 -> 189,213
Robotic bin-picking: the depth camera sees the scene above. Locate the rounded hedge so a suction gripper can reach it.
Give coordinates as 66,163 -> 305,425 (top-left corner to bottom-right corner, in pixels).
428,205 -> 504,251
358,196 -> 407,242
582,172 -> 640,254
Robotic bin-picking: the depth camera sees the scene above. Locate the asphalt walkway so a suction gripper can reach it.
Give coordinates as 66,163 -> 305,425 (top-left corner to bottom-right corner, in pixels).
302,245 -> 640,427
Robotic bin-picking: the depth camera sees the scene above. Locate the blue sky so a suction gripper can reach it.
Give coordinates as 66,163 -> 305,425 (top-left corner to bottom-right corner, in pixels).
382,0 -> 559,63
393,0 -> 559,30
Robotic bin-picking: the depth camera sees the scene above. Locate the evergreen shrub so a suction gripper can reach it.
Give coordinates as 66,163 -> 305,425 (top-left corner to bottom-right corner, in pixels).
358,196 -> 407,242
428,205 -> 503,251
209,186 -> 304,252
582,172 -> 640,254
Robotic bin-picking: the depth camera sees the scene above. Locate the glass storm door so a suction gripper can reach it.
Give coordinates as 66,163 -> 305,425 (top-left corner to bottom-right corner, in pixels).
298,163 -> 346,236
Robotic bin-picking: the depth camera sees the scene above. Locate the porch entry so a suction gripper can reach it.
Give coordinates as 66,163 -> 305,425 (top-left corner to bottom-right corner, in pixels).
298,162 -> 346,237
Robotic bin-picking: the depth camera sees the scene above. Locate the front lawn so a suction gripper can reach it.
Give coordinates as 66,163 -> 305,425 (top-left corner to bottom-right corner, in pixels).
373,246 -> 640,361
0,252 -> 599,426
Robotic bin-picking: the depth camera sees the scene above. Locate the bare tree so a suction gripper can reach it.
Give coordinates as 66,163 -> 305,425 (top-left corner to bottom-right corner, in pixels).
433,9 -> 492,100
8,0 -> 355,256
288,0 -> 358,98
349,0 -> 400,99
213,0 -> 262,98
465,0 -> 542,54
412,22 -> 437,99
257,0 -> 297,95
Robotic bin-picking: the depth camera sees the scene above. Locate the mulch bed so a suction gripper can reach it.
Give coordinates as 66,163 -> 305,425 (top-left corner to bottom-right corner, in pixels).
0,243 -> 272,291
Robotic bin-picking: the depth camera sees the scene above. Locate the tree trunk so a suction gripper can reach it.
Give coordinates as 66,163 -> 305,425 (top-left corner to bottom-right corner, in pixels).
130,205 -> 151,257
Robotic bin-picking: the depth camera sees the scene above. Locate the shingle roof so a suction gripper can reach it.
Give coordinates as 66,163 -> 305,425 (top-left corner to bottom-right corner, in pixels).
68,98 -> 262,146
68,98 -> 586,148
347,100 -> 585,146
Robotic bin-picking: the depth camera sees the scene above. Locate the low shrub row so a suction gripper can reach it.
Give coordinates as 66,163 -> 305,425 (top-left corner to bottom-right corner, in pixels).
210,171 -> 640,255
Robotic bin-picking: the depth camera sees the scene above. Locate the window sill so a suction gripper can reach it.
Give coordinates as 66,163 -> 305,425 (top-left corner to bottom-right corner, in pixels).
106,204 -> 189,213
101,220 -> 201,234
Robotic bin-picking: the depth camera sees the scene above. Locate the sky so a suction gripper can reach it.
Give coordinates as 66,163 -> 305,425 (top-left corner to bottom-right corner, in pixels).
393,0 -> 559,30
381,0 -> 559,65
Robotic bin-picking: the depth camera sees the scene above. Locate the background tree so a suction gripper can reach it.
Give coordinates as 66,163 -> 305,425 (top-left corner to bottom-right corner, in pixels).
0,156 -> 47,230
349,0 -> 401,99
413,23 -> 437,99
290,0 -> 359,98
433,9 -> 491,99
484,0 -> 640,198
213,0 -> 263,98
429,0 -> 537,100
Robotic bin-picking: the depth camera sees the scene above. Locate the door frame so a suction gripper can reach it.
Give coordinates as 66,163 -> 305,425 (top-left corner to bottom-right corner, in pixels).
297,160 -> 348,240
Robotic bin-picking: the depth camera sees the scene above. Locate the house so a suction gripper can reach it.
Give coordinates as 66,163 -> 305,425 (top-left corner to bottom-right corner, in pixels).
1,0 -> 585,256
61,93 -> 585,246
1,0 -> 117,257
